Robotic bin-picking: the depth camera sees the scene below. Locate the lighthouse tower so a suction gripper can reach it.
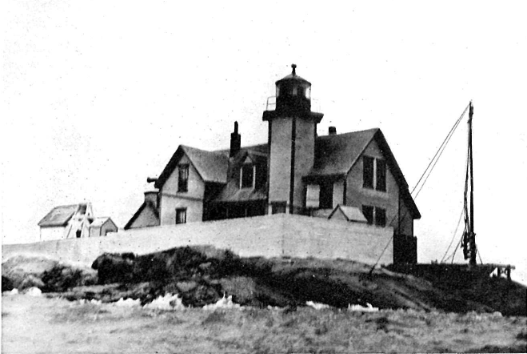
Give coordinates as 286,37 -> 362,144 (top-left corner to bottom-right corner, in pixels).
263,64 -> 324,214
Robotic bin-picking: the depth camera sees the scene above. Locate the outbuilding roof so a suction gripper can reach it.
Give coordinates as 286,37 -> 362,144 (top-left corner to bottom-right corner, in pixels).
328,205 -> 368,223
90,217 -> 116,228
38,204 -> 80,227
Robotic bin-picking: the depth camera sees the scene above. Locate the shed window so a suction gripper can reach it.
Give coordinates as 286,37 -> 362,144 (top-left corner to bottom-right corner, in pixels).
178,165 -> 189,192
363,205 -> 387,227
240,164 -> 255,189
176,208 -> 187,224
362,205 -> 374,225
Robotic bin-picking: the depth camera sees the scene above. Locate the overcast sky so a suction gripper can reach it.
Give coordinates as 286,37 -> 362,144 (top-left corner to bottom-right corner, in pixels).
2,1 -> 526,284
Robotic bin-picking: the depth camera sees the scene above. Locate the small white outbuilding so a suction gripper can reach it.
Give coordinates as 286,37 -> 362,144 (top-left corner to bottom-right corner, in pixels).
89,217 -> 118,237
38,203 -> 93,241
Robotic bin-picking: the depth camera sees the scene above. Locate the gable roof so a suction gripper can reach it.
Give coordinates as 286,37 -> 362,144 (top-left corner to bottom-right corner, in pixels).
38,204 -> 80,227
328,205 -> 368,223
211,147 -> 268,203
306,128 -> 420,219
213,143 -> 268,156
124,202 -> 160,230
90,217 -> 117,228
309,128 -> 379,178
155,145 -> 230,189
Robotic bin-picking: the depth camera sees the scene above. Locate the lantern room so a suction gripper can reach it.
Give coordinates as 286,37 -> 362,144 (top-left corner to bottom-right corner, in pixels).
275,64 -> 311,113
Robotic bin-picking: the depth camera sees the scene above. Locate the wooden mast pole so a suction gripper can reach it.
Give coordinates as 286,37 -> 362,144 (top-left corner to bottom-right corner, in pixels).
468,101 -> 477,266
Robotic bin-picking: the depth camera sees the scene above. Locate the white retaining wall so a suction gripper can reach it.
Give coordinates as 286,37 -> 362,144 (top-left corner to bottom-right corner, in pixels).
2,215 -> 394,266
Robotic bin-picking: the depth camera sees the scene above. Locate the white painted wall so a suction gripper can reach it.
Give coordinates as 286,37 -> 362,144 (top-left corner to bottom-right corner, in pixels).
5,215 -> 394,266
40,227 -> 66,242
159,154 -> 205,224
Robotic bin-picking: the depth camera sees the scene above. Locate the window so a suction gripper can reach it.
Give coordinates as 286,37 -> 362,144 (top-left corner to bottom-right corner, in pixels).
319,182 -> 333,209
376,160 -> 387,192
306,184 -> 321,209
176,208 -> 187,224
255,164 -> 266,190
363,156 -> 386,192
178,165 -> 189,192
362,205 -> 387,227
375,207 -> 386,227
362,205 -> 374,225
363,156 -> 374,189
240,164 -> 255,189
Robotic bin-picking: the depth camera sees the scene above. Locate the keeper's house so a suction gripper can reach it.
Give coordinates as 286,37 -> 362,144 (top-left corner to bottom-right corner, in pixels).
124,65 -> 420,263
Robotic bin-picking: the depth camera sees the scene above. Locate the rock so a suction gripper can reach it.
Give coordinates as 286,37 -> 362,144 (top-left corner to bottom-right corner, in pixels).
181,284 -> 221,307
2,276 -> 14,291
176,281 -> 198,293
41,265 -> 98,292
4,288 -> 18,296
24,287 -> 42,296
92,253 -> 136,284
19,275 -> 45,290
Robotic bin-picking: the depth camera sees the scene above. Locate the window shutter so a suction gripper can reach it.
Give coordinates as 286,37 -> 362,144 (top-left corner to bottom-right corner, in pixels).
306,184 -> 320,208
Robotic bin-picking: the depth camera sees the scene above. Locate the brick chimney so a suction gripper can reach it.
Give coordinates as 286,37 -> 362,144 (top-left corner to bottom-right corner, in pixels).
144,190 -> 158,209
328,126 -> 337,135
230,121 -> 241,157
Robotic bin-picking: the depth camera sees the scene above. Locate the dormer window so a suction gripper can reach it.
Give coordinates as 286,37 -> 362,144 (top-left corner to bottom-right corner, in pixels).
240,164 -> 255,189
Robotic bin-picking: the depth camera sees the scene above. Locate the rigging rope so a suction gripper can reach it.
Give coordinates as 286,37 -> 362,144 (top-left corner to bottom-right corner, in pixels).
450,234 -> 464,264
440,206 -> 465,263
411,102 -> 470,199
368,102 -> 471,273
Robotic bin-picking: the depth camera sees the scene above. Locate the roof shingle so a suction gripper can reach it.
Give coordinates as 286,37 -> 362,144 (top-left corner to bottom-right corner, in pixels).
310,128 -> 379,177
38,205 -> 79,227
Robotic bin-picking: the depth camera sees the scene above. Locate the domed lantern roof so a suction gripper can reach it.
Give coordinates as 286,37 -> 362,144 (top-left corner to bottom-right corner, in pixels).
276,64 -> 311,85
275,64 -> 312,112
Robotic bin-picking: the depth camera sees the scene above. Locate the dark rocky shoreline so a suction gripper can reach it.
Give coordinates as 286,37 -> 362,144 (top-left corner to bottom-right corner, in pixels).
3,246 -> 526,316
